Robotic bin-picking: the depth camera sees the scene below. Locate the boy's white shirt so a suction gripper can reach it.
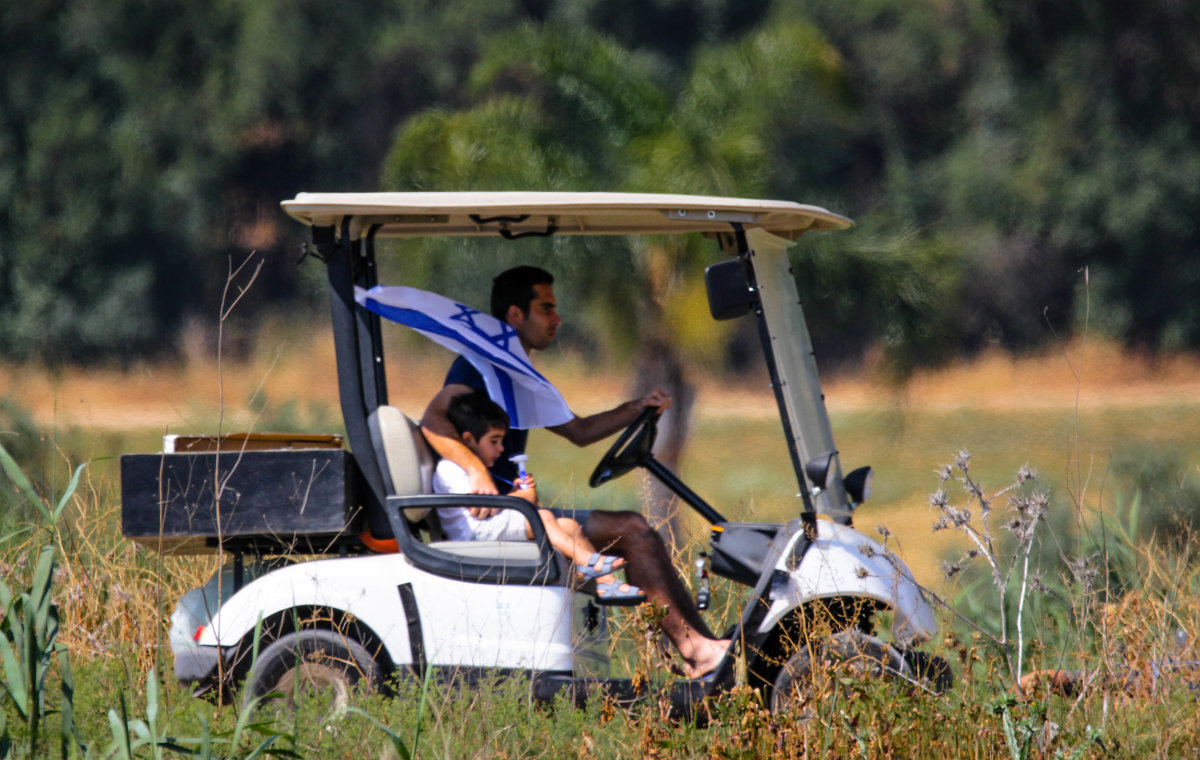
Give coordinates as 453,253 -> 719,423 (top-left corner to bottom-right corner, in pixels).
433,459 -> 527,541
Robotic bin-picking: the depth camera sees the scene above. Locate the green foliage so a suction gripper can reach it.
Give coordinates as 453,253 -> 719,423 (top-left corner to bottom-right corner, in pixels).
334,663 -> 433,760
380,18 -> 952,372
0,0 -> 404,363
6,0 -> 1200,365
0,546 -> 74,757
0,443 -> 304,758
1110,444 -> 1200,543
0,441 -> 84,758
0,400 -> 46,522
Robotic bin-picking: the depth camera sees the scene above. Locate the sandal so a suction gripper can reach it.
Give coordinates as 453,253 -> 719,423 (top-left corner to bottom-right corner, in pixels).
592,579 -> 646,607
576,553 -> 625,581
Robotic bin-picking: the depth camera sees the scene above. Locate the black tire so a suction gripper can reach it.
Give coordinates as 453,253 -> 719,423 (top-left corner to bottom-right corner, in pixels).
247,629 -> 382,710
900,649 -> 955,693
770,630 -> 908,715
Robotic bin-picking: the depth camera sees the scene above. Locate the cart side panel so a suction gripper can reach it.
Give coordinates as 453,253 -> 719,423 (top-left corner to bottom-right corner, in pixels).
120,449 -> 363,554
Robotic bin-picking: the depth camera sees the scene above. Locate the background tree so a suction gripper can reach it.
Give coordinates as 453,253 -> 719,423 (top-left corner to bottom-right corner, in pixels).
3,0 -> 1198,366
379,19 -> 953,534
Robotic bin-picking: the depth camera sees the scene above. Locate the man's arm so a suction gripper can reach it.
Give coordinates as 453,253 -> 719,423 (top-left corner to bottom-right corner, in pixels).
421,383 -> 499,497
548,389 -> 672,447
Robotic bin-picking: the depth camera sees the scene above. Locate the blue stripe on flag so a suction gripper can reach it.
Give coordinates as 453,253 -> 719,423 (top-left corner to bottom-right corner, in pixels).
357,285 -> 573,431
363,300 -> 544,382
494,372 -> 520,428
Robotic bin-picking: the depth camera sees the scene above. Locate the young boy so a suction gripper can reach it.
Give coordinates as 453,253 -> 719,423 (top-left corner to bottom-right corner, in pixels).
435,391 -> 643,604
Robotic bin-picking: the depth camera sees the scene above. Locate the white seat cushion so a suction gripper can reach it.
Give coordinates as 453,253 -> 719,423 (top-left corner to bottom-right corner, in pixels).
427,540 -> 543,561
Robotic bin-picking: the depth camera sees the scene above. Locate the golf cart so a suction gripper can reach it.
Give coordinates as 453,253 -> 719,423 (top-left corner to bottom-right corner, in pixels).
120,192 -> 948,713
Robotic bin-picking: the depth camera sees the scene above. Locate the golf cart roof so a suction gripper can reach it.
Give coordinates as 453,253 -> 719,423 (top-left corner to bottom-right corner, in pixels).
281,191 -> 852,239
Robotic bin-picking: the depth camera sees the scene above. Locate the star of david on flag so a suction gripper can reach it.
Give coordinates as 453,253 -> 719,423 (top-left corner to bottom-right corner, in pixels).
355,285 -> 573,430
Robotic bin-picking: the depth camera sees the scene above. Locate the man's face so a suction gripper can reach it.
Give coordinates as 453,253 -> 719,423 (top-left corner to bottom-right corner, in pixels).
508,283 -> 561,352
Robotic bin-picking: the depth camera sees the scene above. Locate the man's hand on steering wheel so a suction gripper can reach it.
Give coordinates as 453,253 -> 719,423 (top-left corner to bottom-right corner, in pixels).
590,405 -> 662,488
635,389 -> 672,415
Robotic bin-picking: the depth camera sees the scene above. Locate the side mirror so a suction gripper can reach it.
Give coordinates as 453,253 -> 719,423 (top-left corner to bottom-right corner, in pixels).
803,452 -> 837,492
705,260 -> 752,320
843,466 -> 873,505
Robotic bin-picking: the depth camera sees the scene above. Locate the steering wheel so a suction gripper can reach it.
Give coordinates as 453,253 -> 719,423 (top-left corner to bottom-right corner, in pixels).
589,406 -> 661,488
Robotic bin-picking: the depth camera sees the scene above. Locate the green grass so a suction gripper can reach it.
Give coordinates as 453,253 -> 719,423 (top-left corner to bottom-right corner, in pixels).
6,385 -> 1200,758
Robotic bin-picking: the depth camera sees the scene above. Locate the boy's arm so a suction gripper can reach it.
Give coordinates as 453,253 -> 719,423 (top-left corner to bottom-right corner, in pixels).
510,475 -> 538,506
422,383 -> 501,518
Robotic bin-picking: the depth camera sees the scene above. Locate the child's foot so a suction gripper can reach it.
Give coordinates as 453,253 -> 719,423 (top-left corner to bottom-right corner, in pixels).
576,553 -> 626,581
591,575 -> 646,606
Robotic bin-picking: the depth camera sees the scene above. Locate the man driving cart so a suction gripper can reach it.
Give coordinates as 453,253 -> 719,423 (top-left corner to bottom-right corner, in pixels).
418,265 -> 730,680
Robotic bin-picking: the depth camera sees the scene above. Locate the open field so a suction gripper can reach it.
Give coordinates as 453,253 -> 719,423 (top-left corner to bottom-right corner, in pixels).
4,335 -> 1200,757
6,332 -> 1199,587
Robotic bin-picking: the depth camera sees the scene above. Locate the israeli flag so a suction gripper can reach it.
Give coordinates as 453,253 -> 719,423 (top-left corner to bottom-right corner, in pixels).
355,285 -> 573,430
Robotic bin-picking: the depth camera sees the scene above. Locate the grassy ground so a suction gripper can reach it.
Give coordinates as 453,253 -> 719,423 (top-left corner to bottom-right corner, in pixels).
3,333 -> 1200,757
10,331 -> 1198,587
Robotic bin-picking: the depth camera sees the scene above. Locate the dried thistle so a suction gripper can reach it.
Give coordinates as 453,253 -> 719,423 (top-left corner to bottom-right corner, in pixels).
941,560 -> 965,579
955,450 -> 971,472
1067,554 -> 1100,595
1005,492 -> 1049,543
933,505 -> 971,532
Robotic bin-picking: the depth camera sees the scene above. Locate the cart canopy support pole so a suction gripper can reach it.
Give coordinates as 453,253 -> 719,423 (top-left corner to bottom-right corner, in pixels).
318,220 -> 390,537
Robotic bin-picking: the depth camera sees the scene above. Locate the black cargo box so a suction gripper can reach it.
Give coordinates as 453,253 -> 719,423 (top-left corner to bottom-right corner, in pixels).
121,445 -> 364,555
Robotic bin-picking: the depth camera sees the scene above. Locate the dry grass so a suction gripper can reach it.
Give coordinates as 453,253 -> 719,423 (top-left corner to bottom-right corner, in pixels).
1,466 -> 220,673
4,444 -> 1200,756
10,329 -> 1200,431
5,330 -> 1200,756
5,330 -> 1200,591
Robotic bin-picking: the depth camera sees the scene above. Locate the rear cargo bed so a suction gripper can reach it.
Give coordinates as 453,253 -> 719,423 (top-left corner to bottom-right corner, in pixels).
121,435 -> 364,555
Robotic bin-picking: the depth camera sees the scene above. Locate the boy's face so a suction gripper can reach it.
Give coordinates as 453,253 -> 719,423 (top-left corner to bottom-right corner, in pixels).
463,425 -> 506,467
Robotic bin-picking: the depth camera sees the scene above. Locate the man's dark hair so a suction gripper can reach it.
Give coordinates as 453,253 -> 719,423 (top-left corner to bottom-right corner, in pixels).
446,391 -> 510,440
491,266 -> 554,321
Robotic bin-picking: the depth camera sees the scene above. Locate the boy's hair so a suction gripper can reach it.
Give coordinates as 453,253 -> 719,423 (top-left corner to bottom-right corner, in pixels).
446,391 -> 510,440
491,266 -> 554,321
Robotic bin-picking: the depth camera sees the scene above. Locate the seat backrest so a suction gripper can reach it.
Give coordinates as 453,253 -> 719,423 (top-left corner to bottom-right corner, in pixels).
367,405 -> 544,566
367,405 -> 435,522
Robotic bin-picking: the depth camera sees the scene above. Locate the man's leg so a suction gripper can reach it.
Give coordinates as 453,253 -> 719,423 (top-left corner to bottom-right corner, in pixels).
583,510 -> 729,677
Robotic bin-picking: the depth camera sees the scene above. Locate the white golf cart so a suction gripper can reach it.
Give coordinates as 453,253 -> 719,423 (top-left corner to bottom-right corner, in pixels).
120,192 -> 948,713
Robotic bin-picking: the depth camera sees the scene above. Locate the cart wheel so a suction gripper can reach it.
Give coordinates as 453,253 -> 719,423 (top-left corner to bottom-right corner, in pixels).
248,629 -> 382,711
770,630 -> 907,716
900,649 -> 955,693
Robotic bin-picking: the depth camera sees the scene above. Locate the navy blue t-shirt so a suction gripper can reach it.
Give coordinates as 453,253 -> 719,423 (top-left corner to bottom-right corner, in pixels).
444,356 -> 528,491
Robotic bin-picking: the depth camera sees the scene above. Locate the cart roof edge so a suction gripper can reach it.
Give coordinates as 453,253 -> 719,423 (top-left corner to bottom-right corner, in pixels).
281,191 -> 852,239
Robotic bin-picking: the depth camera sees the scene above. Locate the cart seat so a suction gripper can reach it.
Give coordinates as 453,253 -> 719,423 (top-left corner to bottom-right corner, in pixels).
368,405 -> 435,522
426,541 -> 541,561
367,405 -> 540,562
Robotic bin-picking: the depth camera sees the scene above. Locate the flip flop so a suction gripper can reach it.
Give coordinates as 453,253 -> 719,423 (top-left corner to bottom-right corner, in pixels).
592,579 -> 646,607
576,553 -> 625,581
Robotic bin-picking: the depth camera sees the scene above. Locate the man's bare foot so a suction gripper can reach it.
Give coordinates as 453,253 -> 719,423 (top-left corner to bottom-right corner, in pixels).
680,638 -> 731,679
